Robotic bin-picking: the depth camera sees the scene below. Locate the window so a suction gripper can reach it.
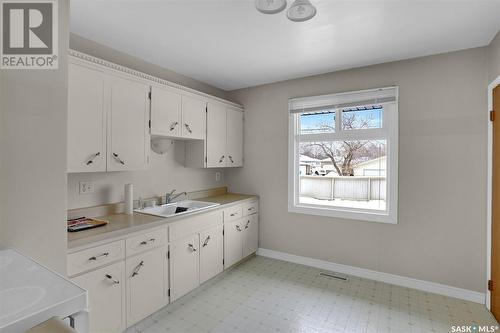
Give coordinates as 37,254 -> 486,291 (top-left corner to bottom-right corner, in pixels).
288,87 -> 398,223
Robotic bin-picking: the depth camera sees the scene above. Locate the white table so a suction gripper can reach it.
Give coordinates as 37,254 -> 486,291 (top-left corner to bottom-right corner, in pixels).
0,249 -> 88,333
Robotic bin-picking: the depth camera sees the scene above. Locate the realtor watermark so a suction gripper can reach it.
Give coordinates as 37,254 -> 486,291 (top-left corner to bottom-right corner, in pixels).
0,0 -> 58,69
451,325 -> 500,332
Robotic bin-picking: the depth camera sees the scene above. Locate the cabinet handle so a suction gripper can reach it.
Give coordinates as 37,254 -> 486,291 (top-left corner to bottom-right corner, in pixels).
105,274 -> 120,284
86,152 -> 101,165
236,225 -> 242,232
131,260 -> 144,277
219,155 -> 225,163
188,243 -> 197,252
139,238 -> 156,246
169,122 -> 179,131
245,220 -> 250,229
230,213 -> 237,217
184,123 -> 193,134
228,156 -> 234,163
202,236 -> 211,247
88,252 -> 109,261
112,153 -> 125,165
248,207 -> 254,211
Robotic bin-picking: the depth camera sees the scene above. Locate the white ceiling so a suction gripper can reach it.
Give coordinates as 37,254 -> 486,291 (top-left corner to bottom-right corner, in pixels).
71,0 -> 500,91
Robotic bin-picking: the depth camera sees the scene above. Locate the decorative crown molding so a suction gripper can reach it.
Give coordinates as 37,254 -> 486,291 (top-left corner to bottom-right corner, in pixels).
68,49 -> 243,110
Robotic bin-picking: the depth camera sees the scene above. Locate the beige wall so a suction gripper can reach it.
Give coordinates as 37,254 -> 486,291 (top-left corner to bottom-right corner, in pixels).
70,34 -> 230,101
68,141 -> 225,209
226,47 -> 489,292
488,31 -> 500,82
0,0 -> 70,273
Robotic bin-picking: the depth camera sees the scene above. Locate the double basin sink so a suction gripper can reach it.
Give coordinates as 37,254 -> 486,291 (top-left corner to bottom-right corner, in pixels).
134,200 -> 220,218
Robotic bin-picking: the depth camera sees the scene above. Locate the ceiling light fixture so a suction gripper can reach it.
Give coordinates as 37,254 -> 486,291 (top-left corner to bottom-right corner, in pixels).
255,0 -> 287,14
287,0 -> 317,22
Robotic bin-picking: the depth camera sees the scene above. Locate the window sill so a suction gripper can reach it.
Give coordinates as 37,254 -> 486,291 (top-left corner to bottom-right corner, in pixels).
288,204 -> 397,224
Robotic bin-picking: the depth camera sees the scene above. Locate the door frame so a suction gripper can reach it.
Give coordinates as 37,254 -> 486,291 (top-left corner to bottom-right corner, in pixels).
487,75 -> 500,309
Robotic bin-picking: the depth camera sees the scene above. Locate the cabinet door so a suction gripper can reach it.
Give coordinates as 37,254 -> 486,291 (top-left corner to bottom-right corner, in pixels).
226,108 -> 243,167
243,214 -> 259,258
126,247 -> 166,326
71,261 -> 125,333
206,103 -> 227,167
67,63 -> 106,173
199,224 -> 223,284
108,75 -> 150,171
150,86 -> 182,137
224,219 -> 243,269
182,95 -> 206,140
170,234 -> 200,301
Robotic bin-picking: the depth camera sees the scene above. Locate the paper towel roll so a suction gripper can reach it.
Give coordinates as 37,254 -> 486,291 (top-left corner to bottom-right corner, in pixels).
125,184 -> 133,215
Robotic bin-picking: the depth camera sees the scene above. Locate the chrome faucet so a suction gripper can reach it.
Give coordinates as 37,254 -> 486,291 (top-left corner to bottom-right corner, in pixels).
165,189 -> 187,204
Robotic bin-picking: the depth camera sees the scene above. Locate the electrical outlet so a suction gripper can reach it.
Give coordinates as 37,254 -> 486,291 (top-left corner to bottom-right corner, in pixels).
79,181 -> 95,194
215,172 -> 221,182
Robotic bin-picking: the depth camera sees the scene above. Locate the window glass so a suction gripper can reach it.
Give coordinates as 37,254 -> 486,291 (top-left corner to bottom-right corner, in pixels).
298,140 -> 387,211
342,106 -> 383,130
300,110 -> 335,134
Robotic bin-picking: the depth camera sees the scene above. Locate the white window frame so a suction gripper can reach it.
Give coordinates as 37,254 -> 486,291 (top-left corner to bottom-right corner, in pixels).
288,87 -> 399,224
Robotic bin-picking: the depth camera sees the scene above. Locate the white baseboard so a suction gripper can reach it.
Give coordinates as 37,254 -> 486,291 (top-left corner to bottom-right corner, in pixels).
257,248 -> 485,304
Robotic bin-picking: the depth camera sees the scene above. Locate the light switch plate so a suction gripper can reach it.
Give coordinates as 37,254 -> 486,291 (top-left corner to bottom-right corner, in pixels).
215,172 -> 221,182
79,181 -> 95,194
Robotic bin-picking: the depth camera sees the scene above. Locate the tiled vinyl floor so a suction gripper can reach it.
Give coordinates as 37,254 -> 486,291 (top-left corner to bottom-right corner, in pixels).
128,256 -> 498,333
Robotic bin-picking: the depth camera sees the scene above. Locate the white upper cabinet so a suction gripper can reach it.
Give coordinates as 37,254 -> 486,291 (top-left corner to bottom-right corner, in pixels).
226,108 -> 244,167
150,86 -> 182,137
67,63 -> 107,173
206,102 -> 227,167
108,75 -> 150,172
181,95 -> 206,140
150,86 -> 207,141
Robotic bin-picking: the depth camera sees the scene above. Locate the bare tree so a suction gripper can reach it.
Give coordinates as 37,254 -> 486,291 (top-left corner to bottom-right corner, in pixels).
301,110 -> 385,176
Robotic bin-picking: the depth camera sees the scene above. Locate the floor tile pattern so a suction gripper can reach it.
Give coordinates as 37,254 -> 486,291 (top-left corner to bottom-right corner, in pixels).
127,256 -> 498,333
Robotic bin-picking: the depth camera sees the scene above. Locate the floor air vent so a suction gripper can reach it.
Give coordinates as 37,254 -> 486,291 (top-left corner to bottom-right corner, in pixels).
319,272 -> 349,281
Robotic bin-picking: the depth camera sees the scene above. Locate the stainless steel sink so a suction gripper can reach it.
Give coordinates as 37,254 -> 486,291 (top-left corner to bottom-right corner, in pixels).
134,200 -> 220,218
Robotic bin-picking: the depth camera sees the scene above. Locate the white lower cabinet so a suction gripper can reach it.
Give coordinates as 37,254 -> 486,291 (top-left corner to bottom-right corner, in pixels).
224,204 -> 259,269
243,214 -> 259,258
224,219 -> 244,268
126,247 -> 167,327
71,261 -> 126,333
170,233 -> 200,301
200,224 -> 224,284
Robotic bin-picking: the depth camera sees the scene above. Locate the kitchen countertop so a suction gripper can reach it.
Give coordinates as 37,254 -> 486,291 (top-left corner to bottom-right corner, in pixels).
0,249 -> 87,333
67,193 -> 257,253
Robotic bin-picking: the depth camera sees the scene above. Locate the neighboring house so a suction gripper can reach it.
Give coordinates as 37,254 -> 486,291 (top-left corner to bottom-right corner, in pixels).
353,156 -> 387,176
299,155 -> 321,175
319,156 -> 387,176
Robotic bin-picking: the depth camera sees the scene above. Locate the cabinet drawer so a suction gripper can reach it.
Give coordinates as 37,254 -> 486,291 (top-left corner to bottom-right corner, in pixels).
242,201 -> 259,216
224,205 -> 243,222
169,210 -> 223,241
126,227 -> 167,257
68,240 -> 125,277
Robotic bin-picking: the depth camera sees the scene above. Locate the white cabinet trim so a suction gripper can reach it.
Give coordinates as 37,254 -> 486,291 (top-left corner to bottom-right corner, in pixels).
69,49 -> 243,110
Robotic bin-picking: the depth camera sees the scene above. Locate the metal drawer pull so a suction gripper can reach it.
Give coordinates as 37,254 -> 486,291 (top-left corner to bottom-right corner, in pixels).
245,220 -> 250,229
202,236 -> 211,247
248,207 -> 255,211
88,252 -> 109,261
112,153 -> 125,165
139,238 -> 156,246
86,152 -> 101,165
184,123 -> 193,133
170,122 -> 179,131
188,243 -> 197,252
219,155 -> 225,163
131,261 -> 144,277
105,274 -> 120,284
230,212 -> 238,217
236,225 -> 242,232
228,156 -> 234,163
